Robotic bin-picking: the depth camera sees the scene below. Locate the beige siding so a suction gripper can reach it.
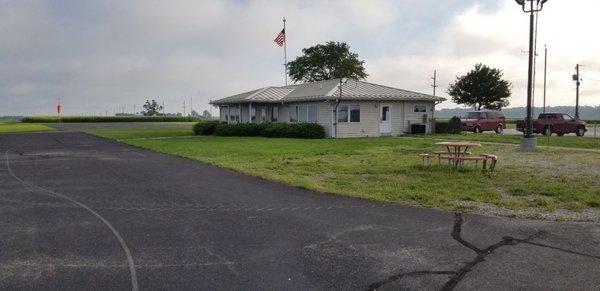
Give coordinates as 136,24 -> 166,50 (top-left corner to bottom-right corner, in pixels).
402,101 -> 434,134
317,102 -> 332,137
222,100 -> 437,136
390,102 -> 404,136
334,101 -> 380,138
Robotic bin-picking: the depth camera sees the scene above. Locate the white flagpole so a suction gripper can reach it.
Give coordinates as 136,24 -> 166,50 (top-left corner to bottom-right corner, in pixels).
283,17 -> 287,86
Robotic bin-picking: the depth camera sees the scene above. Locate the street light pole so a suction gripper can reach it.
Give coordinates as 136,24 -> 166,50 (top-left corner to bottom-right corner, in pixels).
516,0 -> 547,152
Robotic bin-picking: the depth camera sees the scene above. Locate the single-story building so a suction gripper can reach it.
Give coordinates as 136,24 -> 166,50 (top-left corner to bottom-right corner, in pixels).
210,79 -> 446,138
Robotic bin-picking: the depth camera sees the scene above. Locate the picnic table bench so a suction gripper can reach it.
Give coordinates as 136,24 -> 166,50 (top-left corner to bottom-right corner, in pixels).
419,141 -> 498,171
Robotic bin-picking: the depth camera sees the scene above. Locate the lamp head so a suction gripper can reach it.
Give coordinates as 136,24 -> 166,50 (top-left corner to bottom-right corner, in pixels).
515,0 -> 525,5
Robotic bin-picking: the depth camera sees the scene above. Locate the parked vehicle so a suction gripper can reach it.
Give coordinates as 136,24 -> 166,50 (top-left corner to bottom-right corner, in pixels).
462,110 -> 506,134
516,113 -> 587,136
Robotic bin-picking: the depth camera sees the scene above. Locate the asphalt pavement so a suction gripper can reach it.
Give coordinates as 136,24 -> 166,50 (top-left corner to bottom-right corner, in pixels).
0,132 -> 599,290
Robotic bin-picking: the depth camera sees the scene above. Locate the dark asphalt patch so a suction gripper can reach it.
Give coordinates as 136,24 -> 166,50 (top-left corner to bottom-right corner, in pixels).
0,132 -> 599,290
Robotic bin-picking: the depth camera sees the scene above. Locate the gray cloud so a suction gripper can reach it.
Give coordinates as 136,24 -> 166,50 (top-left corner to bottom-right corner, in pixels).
0,0 -> 598,116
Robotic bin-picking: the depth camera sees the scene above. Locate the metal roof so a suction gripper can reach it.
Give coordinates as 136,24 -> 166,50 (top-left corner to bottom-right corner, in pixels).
211,79 -> 445,104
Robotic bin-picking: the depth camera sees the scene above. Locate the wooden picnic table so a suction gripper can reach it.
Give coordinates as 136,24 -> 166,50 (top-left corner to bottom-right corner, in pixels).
435,141 -> 482,168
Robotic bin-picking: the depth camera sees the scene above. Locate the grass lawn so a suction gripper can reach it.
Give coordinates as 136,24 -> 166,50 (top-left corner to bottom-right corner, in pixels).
0,121 -> 54,134
90,127 -> 600,221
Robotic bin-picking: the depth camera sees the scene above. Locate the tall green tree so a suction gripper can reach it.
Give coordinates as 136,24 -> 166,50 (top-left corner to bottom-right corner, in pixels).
447,63 -> 511,110
287,41 -> 368,83
142,99 -> 163,116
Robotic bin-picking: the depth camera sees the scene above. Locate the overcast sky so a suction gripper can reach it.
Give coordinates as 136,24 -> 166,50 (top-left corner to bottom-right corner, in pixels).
1,0 -> 599,116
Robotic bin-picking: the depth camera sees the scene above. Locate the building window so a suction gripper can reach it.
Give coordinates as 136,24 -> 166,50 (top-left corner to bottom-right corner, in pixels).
290,104 -> 318,123
307,105 -> 317,123
250,107 -> 256,122
220,107 -> 228,122
382,106 -> 389,121
260,108 -> 266,122
289,106 -> 298,122
271,107 -> 278,122
337,105 -> 348,123
337,104 -> 359,123
298,105 -> 308,122
414,105 -> 426,112
349,104 -> 360,122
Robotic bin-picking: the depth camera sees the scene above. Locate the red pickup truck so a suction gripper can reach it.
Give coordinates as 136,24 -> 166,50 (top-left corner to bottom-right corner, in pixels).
516,113 -> 587,136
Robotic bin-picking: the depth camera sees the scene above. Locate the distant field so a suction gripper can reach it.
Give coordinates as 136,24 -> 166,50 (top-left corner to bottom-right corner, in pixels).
21,116 -> 210,123
90,127 -> 600,221
0,121 -> 54,134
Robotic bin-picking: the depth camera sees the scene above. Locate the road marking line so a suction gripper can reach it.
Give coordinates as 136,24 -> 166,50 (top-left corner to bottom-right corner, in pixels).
4,150 -> 139,291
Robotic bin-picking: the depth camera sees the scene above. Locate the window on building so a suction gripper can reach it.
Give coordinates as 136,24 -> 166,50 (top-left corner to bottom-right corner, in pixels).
382,106 -> 389,121
260,108 -> 266,122
271,107 -> 278,122
349,104 -> 360,122
250,107 -> 256,122
220,107 -> 228,122
414,105 -> 426,113
289,106 -> 298,122
337,105 -> 348,123
307,105 -> 317,123
298,106 -> 307,122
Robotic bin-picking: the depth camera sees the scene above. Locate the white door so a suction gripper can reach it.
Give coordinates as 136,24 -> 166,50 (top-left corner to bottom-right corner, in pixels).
380,104 -> 391,134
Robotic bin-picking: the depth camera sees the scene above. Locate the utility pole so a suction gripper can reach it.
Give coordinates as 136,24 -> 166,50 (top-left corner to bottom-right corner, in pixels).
574,64 -> 581,119
183,100 -> 186,116
190,97 -> 193,116
543,45 -> 547,113
531,10 -> 539,116
431,70 -> 439,96
514,0 -> 548,152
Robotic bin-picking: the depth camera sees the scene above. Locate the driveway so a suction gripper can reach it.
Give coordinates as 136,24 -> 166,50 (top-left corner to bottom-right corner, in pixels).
1,132 -> 599,290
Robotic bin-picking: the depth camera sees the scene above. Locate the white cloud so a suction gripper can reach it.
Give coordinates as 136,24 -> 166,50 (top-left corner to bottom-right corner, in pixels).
368,0 -> 600,109
0,0 -> 598,116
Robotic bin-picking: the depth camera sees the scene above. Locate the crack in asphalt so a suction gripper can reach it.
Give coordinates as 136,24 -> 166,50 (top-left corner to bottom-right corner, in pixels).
441,213 -> 546,291
366,271 -> 456,290
368,212 -> 600,291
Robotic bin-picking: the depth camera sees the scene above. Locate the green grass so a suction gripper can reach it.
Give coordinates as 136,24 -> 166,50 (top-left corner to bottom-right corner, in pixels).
90,128 -> 600,216
90,127 -> 194,140
0,121 -> 54,134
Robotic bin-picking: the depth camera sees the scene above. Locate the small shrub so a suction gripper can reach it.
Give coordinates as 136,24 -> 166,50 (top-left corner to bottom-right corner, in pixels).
434,116 -> 463,134
447,116 -> 463,134
213,123 -> 325,139
193,121 -> 219,135
435,120 -> 450,134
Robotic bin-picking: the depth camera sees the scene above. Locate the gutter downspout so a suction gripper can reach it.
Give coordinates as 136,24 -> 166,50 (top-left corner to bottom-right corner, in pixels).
333,98 -> 341,138
432,100 -> 443,135
401,101 -> 406,134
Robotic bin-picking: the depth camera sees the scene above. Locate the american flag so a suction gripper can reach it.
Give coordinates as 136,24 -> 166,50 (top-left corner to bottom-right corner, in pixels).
274,28 -> 285,47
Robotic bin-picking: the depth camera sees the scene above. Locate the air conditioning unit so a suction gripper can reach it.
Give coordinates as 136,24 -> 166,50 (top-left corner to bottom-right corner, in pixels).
411,124 -> 426,134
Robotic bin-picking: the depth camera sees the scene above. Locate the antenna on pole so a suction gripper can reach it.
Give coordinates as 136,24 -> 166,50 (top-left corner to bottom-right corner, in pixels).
573,64 -> 581,119
431,70 -> 439,96
542,44 -> 547,113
